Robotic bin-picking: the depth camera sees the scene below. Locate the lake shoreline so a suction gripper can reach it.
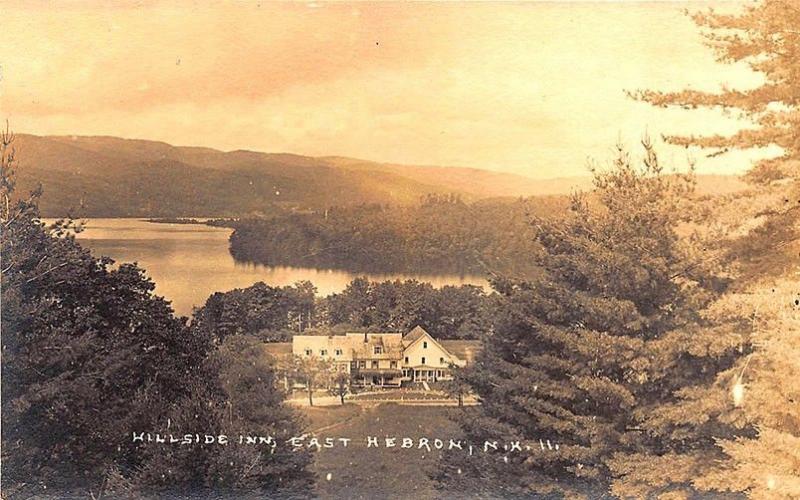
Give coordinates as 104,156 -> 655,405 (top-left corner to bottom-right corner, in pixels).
48,218 -> 489,316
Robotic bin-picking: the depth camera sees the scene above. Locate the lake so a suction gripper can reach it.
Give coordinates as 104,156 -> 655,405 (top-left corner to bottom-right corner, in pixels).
58,218 -> 489,317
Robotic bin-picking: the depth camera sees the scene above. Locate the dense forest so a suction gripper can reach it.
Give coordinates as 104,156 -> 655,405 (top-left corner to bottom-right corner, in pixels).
192,277 -> 498,342
226,194 -> 567,276
0,132 -> 315,498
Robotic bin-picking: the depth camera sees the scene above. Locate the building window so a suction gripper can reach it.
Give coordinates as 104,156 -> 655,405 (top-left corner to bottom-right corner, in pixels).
351,361 -> 357,369
421,357 -> 426,365
390,361 -> 397,369
423,341 -> 428,349
320,349 -> 327,356
374,346 -> 382,355
440,357 -> 445,364
405,356 -> 409,364
371,360 -> 379,369
335,349 -> 343,356
360,360 -> 366,369
304,349 -> 312,356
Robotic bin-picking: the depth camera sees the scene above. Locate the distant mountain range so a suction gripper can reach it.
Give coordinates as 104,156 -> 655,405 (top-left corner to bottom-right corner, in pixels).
12,134 -> 749,217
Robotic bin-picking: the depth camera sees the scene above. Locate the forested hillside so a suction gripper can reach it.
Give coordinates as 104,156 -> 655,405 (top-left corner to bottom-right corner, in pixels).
10,134 -> 554,217
226,194 -> 566,276
14,133 -> 747,217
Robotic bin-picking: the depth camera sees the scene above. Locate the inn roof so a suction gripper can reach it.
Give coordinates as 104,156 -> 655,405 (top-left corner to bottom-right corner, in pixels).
402,325 -> 429,344
292,332 -> 404,360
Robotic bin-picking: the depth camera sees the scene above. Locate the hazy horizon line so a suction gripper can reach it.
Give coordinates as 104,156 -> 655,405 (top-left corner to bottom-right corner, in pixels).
16,130 -> 741,182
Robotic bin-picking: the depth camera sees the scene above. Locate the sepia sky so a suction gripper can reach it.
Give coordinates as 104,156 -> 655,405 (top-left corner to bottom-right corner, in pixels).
0,1 -> 772,178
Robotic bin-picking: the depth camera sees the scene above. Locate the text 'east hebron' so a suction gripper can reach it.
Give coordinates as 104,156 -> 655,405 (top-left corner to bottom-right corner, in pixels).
132,432 -> 561,455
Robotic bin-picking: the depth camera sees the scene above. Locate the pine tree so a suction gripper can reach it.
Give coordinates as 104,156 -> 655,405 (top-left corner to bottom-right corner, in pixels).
631,0 -> 800,183
629,2 -> 800,496
656,151 -> 800,500
685,279 -> 800,499
437,139 -> 743,498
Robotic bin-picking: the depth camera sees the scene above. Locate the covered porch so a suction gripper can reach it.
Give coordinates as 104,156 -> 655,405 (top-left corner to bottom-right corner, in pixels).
352,368 -> 403,387
402,367 -> 452,382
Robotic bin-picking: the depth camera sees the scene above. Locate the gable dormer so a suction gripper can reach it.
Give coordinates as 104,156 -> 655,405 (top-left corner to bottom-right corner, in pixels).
401,326 -> 466,368
402,325 -> 429,345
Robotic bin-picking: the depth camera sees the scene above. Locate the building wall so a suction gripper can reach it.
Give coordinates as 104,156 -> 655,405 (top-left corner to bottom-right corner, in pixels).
403,334 -> 460,369
293,336 -> 351,361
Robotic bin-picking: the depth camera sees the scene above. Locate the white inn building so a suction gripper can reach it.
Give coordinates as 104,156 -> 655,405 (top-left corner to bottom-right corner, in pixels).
288,326 -> 479,387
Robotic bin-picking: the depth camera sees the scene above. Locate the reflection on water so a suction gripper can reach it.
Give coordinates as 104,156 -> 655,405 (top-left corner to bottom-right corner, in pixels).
52,219 -> 489,317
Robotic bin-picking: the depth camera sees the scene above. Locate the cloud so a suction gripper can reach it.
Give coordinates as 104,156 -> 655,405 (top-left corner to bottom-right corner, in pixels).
0,1 -> 763,177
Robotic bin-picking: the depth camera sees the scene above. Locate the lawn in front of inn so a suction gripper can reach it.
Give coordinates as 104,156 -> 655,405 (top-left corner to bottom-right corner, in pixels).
299,403 -> 464,499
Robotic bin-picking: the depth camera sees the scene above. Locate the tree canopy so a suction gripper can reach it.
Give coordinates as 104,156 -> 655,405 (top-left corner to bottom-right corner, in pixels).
1,129 -> 314,499
633,0 -> 800,182
225,196 -> 558,276
629,2 -> 800,497
437,140 -> 744,498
